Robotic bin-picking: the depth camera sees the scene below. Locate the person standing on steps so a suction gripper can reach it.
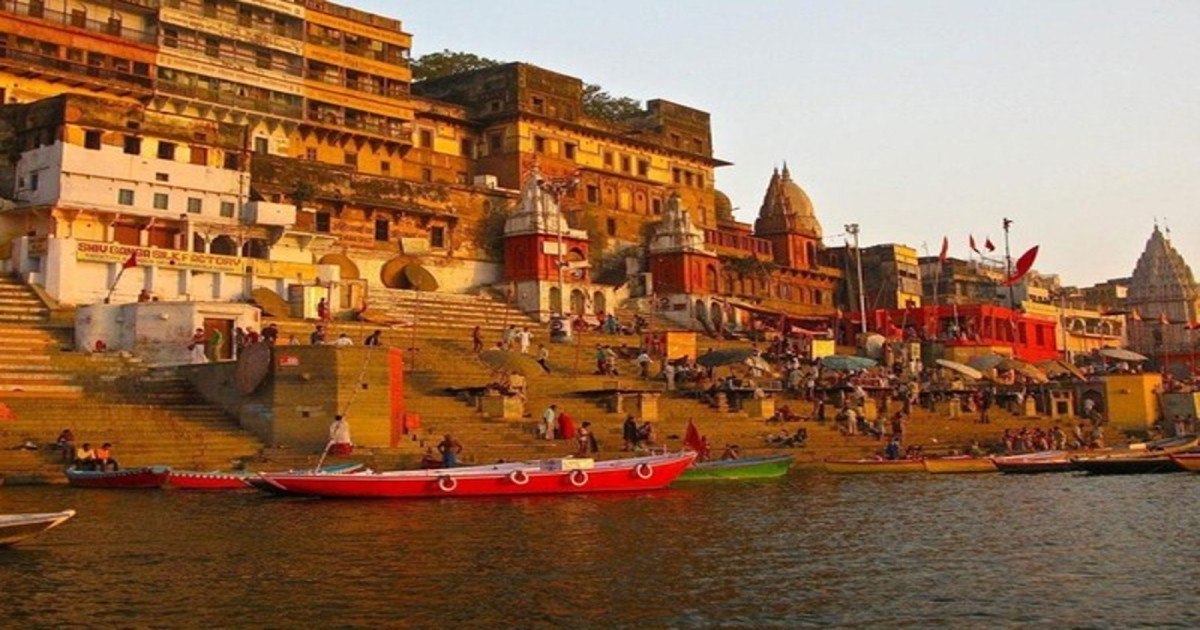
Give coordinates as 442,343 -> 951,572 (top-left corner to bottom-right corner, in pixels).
364,329 -> 383,347
540,404 -> 558,440
471,325 -> 484,354
537,344 -> 551,374
327,415 -> 353,456
576,422 -> 593,458
438,434 -> 463,468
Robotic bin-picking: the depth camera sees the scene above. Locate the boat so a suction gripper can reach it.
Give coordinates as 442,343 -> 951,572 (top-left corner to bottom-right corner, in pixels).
1169,452 -> 1200,472
823,458 -> 925,474
65,466 -> 171,489
0,510 -> 76,547
1071,436 -> 1198,475
256,452 -> 696,499
923,455 -> 998,474
992,451 -> 1075,474
678,454 -> 794,481
168,462 -> 365,490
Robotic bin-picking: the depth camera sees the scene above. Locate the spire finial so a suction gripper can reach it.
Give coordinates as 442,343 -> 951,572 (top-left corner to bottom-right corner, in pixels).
781,161 -> 790,179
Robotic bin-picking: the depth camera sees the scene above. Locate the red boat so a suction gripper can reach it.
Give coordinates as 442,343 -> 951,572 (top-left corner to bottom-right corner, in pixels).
65,466 -> 171,489
257,452 -> 696,499
168,463 -> 366,490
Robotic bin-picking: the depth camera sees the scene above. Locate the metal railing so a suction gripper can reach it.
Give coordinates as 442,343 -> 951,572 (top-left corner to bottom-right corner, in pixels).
158,79 -> 302,117
3,0 -> 157,44
0,47 -> 153,88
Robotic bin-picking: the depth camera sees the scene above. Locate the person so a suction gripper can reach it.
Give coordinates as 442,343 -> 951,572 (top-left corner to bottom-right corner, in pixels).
622,415 -> 640,451
327,415 -> 353,456
310,325 -> 326,345
979,389 -> 993,424
419,447 -> 441,470
638,421 -> 657,449
137,289 -> 152,303
364,329 -> 383,347
288,334 -> 301,346
317,297 -> 330,323
73,442 -> 96,470
517,327 -> 532,354
537,344 -> 551,374
540,404 -> 558,440
557,409 -> 576,440
234,327 -> 247,355
1090,424 -> 1105,449
721,444 -> 741,460
189,328 -> 208,364
471,325 -> 483,354
262,323 -> 279,345
55,429 -> 75,463
206,327 -> 224,361
576,421 -> 592,457
885,435 -> 902,460
93,442 -> 119,472
438,433 -> 463,468
637,350 -> 652,378
334,333 -> 354,347
663,361 -> 677,391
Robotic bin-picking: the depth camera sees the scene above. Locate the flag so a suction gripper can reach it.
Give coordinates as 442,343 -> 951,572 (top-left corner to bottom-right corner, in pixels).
683,420 -> 705,453
938,236 -> 949,264
121,250 -> 139,269
969,235 -> 979,254
1001,245 -> 1038,287
985,238 -> 996,252
1130,309 -> 1142,322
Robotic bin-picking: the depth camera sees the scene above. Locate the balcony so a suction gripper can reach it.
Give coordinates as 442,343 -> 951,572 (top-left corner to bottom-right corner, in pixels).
242,200 -> 296,227
704,229 -> 773,257
0,47 -> 153,92
3,0 -> 158,44
157,79 -> 303,118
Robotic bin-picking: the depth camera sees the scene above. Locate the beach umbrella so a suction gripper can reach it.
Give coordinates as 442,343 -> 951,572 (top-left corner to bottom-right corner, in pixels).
1036,359 -> 1087,381
478,349 -> 541,377
935,359 -> 983,381
402,264 -> 439,292
819,355 -> 877,371
967,353 -> 1010,371
697,348 -> 757,368
1098,347 -> 1149,362
1008,361 -> 1049,384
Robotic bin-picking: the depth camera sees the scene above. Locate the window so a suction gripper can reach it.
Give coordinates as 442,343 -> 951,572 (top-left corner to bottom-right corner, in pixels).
84,130 -> 102,150
29,171 -> 39,191
190,146 -> 208,165
586,185 -> 600,204
157,142 -> 176,160
255,50 -> 271,70
603,151 -> 614,168
343,152 -> 357,167
153,193 -> 169,210
155,172 -> 169,182
163,28 -> 178,48
684,172 -> 694,186
315,212 -> 330,233
460,138 -> 474,158
531,96 -> 544,113
672,168 -> 681,184
487,132 -> 502,153
219,201 -> 235,218
223,152 -> 240,170
124,135 -> 141,155
533,136 -> 546,154
606,217 -> 617,236
380,160 -> 390,175
421,167 -> 433,182
430,226 -> 446,249
374,218 -> 389,241
563,143 -> 577,160
456,171 -> 469,184
118,189 -> 134,205
305,147 -> 317,161
253,137 -> 268,154
637,160 -> 649,177
418,128 -> 433,148
652,198 -> 662,214
187,197 -> 202,214
620,155 -> 631,173
697,174 -> 705,189
204,37 -> 220,57
70,8 -> 86,27
107,16 -> 122,36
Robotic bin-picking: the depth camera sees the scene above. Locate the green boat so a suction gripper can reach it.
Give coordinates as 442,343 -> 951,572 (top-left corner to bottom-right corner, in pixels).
678,454 -> 794,481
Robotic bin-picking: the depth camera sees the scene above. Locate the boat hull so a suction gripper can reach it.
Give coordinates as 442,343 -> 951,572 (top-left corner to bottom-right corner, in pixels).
923,456 -> 998,474
1073,455 -> 1182,475
259,453 -> 696,499
169,463 -> 364,490
0,510 -> 76,546
679,454 -> 794,480
66,466 -> 171,489
1170,453 -> 1200,472
823,459 -> 925,474
993,451 -> 1075,474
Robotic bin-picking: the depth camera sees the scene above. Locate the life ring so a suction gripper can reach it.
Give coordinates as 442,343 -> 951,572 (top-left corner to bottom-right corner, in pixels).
658,297 -> 670,309
551,318 -> 564,332
633,463 -> 653,480
509,469 -> 530,486
437,475 -> 457,492
568,469 -> 589,487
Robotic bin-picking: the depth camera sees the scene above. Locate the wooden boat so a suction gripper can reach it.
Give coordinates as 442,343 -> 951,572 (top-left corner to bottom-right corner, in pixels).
169,462 -> 365,490
257,452 -> 696,499
923,455 -> 998,474
823,458 -> 925,474
0,510 -> 76,547
1071,454 -> 1181,475
992,451 -> 1075,474
65,466 -> 171,489
1169,452 -> 1200,472
678,454 -> 794,481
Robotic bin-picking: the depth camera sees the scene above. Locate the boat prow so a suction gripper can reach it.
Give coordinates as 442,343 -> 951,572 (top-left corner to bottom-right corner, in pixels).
0,510 -> 76,546
679,454 -> 794,481
923,455 -> 998,474
66,466 -> 171,489
170,462 -> 365,490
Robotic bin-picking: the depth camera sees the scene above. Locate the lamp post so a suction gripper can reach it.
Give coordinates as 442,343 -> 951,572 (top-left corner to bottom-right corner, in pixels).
539,171 -> 580,317
845,223 -> 867,334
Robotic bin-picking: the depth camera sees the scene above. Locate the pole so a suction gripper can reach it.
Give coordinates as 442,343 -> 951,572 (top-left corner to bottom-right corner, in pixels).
409,287 -> 419,372
845,223 -> 867,335
1058,291 -> 1069,361
1002,218 -> 1016,310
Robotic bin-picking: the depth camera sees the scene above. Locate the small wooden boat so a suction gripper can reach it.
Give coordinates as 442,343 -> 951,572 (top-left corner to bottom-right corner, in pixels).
65,466 -> 171,489
257,452 -> 696,499
1072,454 -> 1181,475
169,462 -> 365,490
678,454 -> 794,481
1169,452 -> 1200,472
0,510 -> 76,547
923,455 -> 998,474
992,451 -> 1074,474
823,458 -> 925,474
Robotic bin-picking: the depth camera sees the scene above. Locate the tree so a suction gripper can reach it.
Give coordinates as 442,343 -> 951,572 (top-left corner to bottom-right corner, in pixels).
582,83 -> 643,123
412,49 -> 503,81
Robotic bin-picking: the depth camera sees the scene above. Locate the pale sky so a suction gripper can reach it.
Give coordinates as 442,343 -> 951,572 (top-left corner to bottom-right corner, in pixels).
362,1 -> 1199,287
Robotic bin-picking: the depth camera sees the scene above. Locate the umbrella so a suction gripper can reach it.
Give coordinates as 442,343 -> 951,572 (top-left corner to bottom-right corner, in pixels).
935,359 -> 983,381
743,355 -> 776,375
967,353 -> 1010,371
697,348 -> 758,368
1098,347 -> 1149,362
478,350 -> 541,376
819,355 -> 877,371
1008,362 -> 1049,384
1036,359 -> 1087,381
402,264 -> 439,292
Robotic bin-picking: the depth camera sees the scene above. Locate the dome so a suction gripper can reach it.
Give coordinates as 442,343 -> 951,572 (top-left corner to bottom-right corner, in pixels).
713,189 -> 734,222
754,163 -> 822,238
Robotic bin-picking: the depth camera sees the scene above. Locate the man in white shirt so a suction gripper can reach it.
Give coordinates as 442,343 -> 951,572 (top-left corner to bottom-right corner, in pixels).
540,404 -> 558,440
334,333 -> 354,347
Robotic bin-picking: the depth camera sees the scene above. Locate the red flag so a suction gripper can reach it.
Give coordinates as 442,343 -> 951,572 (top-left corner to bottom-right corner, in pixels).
938,236 -> 949,264
121,250 -> 139,269
683,420 -> 705,453
1130,309 -> 1142,322
969,235 -> 979,254
985,238 -> 996,252
1001,245 -> 1038,287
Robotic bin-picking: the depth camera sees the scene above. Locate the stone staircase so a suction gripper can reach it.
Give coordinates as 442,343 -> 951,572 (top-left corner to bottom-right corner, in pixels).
365,287 -> 540,335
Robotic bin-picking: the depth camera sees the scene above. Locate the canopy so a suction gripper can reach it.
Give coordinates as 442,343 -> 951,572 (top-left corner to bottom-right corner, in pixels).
1098,347 -> 1149,362
967,353 -> 1011,371
1036,359 -> 1087,381
478,350 -> 541,377
935,359 -> 983,381
819,355 -> 877,371
743,355 -> 777,375
697,348 -> 758,368
402,264 -> 439,292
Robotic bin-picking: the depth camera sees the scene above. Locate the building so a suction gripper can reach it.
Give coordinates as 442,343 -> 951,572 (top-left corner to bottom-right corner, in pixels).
1125,226 -> 1200,365
829,243 -> 922,313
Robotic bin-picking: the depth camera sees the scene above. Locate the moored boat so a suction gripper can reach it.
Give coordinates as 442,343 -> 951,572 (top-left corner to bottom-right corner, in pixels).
1169,452 -> 1200,472
1071,454 -> 1181,475
169,462 -> 365,490
823,458 -> 925,474
923,455 -> 998,474
257,452 -> 696,499
992,451 -> 1074,474
0,510 -> 76,547
678,454 -> 794,481
65,466 -> 171,489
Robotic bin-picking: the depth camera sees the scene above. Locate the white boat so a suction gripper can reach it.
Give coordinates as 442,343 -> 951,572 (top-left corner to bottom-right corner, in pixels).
0,510 -> 76,547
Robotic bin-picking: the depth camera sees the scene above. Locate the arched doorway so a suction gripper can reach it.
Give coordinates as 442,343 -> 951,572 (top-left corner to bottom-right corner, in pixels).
705,264 -> 718,293
710,302 -> 723,329
549,287 -> 562,314
242,238 -> 269,260
318,253 -> 361,281
569,289 -> 587,315
379,256 -> 406,289
592,291 -> 606,315
210,235 -> 237,256
694,299 -> 707,321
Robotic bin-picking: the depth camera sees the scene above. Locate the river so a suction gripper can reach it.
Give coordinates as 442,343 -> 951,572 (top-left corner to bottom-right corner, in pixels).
2,472 -> 1198,628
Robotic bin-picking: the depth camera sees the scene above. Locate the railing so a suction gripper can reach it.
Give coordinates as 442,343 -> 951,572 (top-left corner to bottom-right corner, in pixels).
3,0 -> 158,44
158,79 -> 302,117
0,47 -> 153,88
157,0 -> 304,40
704,229 -> 773,256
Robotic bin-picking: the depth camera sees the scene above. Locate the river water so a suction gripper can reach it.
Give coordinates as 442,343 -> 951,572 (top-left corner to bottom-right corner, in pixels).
2,472 -> 1198,629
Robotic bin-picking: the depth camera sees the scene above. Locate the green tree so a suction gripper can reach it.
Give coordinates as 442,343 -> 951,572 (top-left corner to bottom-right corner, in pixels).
582,83 -> 643,123
412,49 -> 503,81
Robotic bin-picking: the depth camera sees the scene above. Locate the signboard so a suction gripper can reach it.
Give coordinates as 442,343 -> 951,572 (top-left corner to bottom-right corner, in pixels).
75,241 -> 317,281
278,355 -> 300,367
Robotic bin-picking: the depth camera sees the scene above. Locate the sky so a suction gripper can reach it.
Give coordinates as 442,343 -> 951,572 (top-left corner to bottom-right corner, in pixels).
358,0 -> 1199,287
